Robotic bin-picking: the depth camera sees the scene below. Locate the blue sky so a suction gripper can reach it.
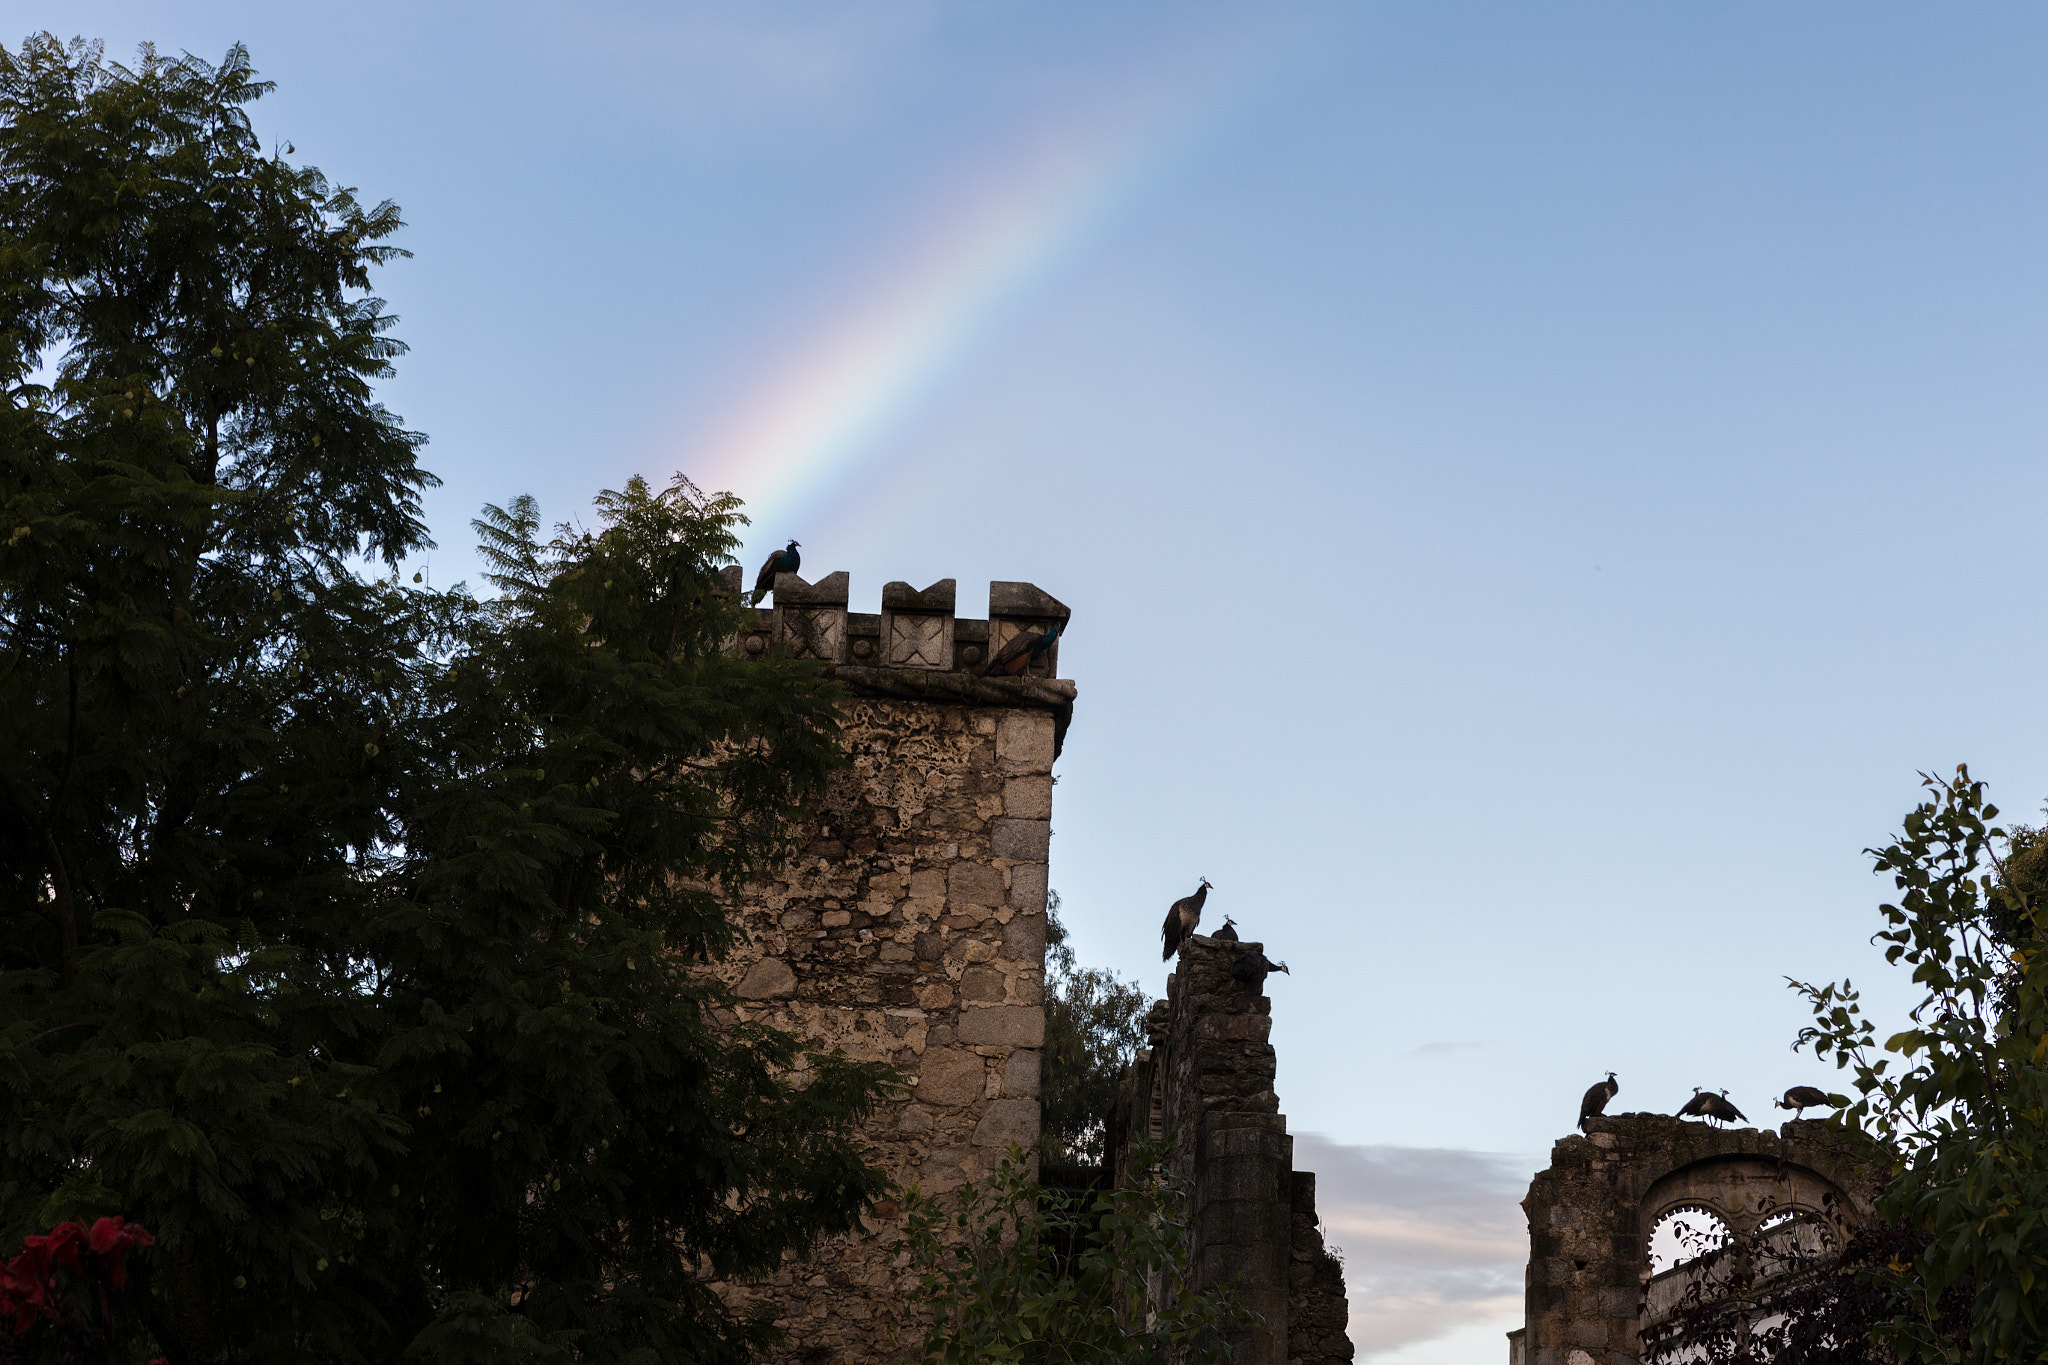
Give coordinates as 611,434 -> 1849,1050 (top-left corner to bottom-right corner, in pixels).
31,4 -> 2048,1358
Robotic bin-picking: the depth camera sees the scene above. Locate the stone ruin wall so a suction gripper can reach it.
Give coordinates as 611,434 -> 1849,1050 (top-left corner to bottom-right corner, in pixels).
1114,936 -> 1355,1365
1509,1113 -> 1885,1365
706,572 -> 1073,1365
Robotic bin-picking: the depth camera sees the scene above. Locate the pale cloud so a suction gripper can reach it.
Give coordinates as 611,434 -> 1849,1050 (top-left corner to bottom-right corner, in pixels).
534,1 -> 954,143
1293,1134 -> 1532,1360
1412,1040 -> 1486,1057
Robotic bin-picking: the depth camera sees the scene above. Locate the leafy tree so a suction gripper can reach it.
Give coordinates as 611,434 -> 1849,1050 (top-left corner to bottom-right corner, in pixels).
896,1146 -> 1253,1365
0,36 -> 888,1364
1782,767 -> 2047,1364
1039,894 -> 1150,1178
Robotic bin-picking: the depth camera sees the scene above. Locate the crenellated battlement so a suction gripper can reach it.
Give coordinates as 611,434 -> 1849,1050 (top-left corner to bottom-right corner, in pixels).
719,570 -> 1070,677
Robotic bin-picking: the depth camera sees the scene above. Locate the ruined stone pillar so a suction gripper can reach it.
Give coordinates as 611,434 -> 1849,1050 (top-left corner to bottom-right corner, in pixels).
1119,938 -> 1354,1365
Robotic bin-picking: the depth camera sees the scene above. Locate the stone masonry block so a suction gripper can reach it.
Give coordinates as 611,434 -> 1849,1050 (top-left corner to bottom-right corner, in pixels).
959,966 -> 1005,1002
1206,1155 -> 1285,1203
1003,776 -> 1052,819
737,958 -> 797,1000
956,1006 -> 1045,1047
1207,1125 -> 1292,1160
1196,1013 -> 1271,1042
996,712 -> 1053,773
991,818 -> 1050,860
971,1098 -> 1040,1148
1003,913 -> 1045,962
947,863 -> 1005,906
918,1049 -> 985,1107
1002,1049 -> 1041,1098
1007,862 -> 1048,912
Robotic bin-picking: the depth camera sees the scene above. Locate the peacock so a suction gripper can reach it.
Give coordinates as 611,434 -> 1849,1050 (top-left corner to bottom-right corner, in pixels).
750,540 -> 801,606
1229,950 -> 1289,992
983,618 -> 1064,676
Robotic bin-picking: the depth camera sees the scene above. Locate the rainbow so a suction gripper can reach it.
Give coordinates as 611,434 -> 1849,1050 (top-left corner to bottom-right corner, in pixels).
677,17 -> 1311,554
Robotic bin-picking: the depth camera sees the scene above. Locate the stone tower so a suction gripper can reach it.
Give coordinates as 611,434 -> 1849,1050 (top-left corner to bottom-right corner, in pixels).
708,572 -> 1073,1364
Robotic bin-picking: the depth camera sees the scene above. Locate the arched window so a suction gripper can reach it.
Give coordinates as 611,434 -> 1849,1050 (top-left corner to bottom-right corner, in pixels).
1647,1205 -> 1731,1276
1752,1208 -> 1835,1280
1643,1205 -> 1735,1334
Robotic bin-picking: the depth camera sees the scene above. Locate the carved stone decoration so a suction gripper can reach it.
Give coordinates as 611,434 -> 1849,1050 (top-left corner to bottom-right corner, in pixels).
773,571 -> 850,664
888,614 -> 949,667
780,608 -> 844,661
880,578 -> 957,671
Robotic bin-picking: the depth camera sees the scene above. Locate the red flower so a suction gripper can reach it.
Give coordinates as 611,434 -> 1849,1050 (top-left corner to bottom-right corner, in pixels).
85,1217 -> 155,1289
0,1216 -> 157,1334
0,1257 -> 52,1335
21,1223 -> 85,1275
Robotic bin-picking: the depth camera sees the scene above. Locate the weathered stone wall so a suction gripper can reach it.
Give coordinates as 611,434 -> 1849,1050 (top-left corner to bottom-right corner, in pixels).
1287,1172 -> 1355,1365
1510,1113 -> 1884,1365
1115,937 -> 1354,1365
706,574 -> 1072,1364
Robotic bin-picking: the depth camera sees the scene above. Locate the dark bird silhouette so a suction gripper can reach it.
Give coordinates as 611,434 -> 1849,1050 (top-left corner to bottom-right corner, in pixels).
1578,1072 -> 1619,1132
750,540 -> 801,606
1774,1086 -> 1833,1121
1677,1088 -> 1747,1127
1229,950 -> 1290,992
984,618 -> 1064,676
1160,878 -> 1212,960
1705,1090 -> 1748,1127
1211,916 -> 1239,942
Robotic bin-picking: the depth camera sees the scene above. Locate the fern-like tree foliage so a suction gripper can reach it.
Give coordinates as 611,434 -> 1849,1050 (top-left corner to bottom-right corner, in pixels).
0,36 -> 888,1363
